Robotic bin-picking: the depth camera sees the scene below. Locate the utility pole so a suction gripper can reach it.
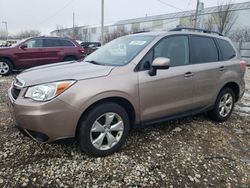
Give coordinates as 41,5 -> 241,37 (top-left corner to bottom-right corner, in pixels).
73,12 -> 75,39
2,21 -> 8,41
101,0 -> 104,45
194,0 -> 199,28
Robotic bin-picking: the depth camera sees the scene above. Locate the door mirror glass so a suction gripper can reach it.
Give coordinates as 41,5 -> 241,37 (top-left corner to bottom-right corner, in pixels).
149,57 -> 170,76
20,44 -> 27,49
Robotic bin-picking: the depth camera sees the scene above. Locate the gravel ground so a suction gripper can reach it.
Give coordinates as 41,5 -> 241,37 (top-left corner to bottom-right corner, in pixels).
0,69 -> 249,187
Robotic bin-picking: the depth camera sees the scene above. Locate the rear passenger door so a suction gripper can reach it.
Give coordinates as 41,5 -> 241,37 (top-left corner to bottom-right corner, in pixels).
60,39 -> 78,58
190,35 -> 226,110
40,38 -> 62,65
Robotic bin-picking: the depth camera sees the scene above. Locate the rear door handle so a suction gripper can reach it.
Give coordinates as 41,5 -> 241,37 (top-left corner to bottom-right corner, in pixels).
219,66 -> 225,71
184,72 -> 194,78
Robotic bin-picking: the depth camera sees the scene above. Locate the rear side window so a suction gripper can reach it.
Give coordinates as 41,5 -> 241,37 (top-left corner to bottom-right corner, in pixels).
60,39 -> 75,47
43,39 -> 61,47
217,39 -> 236,60
191,36 -> 219,64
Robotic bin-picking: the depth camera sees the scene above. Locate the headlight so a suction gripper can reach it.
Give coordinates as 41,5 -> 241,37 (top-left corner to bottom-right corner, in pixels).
24,80 -> 76,101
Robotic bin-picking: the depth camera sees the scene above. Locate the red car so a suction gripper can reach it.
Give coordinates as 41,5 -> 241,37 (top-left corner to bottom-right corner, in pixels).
0,36 -> 85,75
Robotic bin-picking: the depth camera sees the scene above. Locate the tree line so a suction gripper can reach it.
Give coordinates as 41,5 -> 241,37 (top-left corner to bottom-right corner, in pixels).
0,30 -> 41,40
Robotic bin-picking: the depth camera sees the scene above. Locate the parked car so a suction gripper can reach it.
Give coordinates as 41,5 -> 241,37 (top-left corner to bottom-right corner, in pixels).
5,40 -> 18,47
80,42 -> 101,56
8,27 -> 246,156
0,36 -> 85,75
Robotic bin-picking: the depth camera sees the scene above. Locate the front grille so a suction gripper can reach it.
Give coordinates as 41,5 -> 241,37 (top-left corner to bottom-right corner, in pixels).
11,86 -> 21,100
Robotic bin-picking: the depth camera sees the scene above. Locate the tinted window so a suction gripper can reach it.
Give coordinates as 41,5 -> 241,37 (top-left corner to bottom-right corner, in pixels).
138,36 -> 189,70
25,39 -> 43,48
191,36 -> 218,63
154,36 -> 189,66
43,39 -> 61,47
81,42 -> 90,47
90,43 -> 101,47
60,39 -> 75,47
81,42 -> 101,48
217,39 -> 236,60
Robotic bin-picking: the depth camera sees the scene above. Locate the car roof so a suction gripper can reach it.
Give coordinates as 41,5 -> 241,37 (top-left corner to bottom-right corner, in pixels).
130,30 -> 230,41
28,36 -> 73,40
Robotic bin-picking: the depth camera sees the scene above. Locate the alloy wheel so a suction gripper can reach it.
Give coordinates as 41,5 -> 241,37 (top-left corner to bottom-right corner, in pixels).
90,112 -> 124,150
0,62 -> 10,75
219,93 -> 233,117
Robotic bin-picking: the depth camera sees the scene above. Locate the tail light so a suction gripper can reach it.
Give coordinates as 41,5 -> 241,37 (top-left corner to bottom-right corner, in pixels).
79,47 -> 85,54
240,60 -> 246,70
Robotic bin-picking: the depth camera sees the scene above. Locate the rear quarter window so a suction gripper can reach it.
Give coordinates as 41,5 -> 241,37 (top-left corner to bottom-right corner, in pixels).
60,40 -> 75,47
217,39 -> 236,60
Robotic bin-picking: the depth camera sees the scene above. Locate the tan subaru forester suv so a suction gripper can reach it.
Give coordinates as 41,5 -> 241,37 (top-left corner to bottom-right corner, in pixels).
8,28 -> 246,156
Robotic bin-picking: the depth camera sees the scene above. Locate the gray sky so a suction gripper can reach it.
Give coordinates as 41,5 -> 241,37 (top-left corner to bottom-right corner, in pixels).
0,0 -> 249,35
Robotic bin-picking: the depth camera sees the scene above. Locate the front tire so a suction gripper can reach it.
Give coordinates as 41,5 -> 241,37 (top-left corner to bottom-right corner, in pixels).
0,58 -> 13,76
209,88 -> 235,122
78,102 -> 130,157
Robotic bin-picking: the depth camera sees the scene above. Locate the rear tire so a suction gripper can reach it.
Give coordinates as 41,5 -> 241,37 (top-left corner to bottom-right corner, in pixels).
208,88 -> 235,122
78,102 -> 130,157
0,58 -> 13,76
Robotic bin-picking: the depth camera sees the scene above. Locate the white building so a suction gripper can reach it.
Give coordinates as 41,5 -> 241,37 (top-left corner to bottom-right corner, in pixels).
50,1 -> 250,42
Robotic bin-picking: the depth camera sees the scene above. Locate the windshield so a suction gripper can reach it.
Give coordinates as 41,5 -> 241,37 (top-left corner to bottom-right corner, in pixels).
84,35 -> 154,66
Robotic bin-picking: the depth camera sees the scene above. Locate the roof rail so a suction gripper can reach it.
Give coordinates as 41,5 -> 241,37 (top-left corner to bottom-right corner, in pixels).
132,30 -> 150,34
169,27 -> 223,36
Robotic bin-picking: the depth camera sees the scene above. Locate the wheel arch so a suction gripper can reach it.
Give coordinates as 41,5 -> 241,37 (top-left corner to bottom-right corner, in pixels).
220,82 -> 240,102
0,56 -> 15,69
75,96 -> 137,139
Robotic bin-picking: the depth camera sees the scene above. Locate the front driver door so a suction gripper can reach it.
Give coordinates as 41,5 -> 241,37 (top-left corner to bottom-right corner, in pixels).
138,35 -> 195,122
14,38 -> 44,68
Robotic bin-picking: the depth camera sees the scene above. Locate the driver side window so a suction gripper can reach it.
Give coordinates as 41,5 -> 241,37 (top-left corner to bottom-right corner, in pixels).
139,35 -> 189,70
25,39 -> 43,49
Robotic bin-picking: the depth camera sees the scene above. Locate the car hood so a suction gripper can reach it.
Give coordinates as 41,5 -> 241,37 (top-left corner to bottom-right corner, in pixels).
0,47 -> 12,51
16,61 -> 114,87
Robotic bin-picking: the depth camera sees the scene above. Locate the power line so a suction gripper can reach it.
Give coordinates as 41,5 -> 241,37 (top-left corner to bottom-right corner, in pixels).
156,0 -> 183,11
36,0 -> 75,26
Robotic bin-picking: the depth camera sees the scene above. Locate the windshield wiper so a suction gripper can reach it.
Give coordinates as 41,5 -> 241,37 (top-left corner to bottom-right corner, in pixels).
85,60 -> 104,65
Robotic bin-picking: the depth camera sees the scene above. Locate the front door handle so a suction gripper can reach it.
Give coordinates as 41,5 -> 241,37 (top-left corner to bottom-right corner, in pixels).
184,72 -> 194,78
219,66 -> 225,71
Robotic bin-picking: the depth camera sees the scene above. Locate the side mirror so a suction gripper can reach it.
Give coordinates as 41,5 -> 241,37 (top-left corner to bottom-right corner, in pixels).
149,57 -> 170,76
20,44 -> 28,49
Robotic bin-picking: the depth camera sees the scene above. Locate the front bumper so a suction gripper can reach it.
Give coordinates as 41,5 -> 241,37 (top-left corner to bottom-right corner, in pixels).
8,88 -> 81,143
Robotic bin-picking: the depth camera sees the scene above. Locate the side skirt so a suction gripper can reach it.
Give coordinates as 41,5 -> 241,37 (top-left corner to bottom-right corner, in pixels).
134,105 -> 214,129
